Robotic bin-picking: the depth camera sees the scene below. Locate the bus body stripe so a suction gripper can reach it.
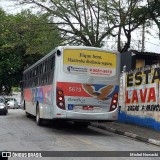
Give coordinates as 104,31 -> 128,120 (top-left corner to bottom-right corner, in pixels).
57,82 -> 91,97
24,85 -> 52,104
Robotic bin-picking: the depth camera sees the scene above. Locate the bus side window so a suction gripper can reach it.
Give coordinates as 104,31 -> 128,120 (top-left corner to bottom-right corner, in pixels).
45,61 -> 47,72
32,70 -> 34,77
42,63 -> 45,73
30,71 -> 31,79
51,56 -> 55,69
47,59 -> 50,72
40,64 -> 43,74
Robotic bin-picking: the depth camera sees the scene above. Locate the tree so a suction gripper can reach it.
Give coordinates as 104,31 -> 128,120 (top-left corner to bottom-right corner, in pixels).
8,10 -> 62,56
106,0 -> 149,52
0,8 -> 22,93
147,0 -> 160,39
16,0 -> 121,47
14,0 -> 160,53
0,8 -> 62,94
17,0 -> 155,52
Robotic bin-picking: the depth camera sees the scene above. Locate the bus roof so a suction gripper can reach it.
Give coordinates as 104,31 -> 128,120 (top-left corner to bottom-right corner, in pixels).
23,47 -> 58,74
23,46 -> 119,74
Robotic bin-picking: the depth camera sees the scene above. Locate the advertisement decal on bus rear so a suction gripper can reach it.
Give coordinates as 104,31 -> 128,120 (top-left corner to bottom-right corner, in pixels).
63,49 -> 117,76
57,82 -> 119,110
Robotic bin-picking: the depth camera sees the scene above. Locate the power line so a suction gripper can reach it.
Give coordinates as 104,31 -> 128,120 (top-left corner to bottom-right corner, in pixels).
145,40 -> 160,46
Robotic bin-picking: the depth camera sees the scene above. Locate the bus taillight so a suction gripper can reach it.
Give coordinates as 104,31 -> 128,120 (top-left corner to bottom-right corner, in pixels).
110,93 -> 118,111
56,88 -> 65,110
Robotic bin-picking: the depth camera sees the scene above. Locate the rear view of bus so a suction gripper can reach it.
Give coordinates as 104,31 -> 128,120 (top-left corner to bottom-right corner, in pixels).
54,46 -> 120,125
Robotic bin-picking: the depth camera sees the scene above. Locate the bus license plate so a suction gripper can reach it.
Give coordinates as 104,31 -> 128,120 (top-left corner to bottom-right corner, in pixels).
83,106 -> 93,110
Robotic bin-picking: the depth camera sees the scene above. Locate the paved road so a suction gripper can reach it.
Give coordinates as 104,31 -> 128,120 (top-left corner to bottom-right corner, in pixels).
0,109 -> 159,160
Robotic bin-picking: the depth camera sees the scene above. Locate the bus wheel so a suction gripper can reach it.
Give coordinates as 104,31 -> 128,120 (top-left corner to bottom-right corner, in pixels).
23,101 -> 26,110
74,122 -> 90,128
26,112 -> 30,118
36,106 -> 43,126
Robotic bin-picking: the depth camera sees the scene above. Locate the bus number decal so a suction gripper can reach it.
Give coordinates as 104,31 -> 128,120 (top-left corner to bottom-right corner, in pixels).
57,82 -> 91,97
69,87 -> 81,92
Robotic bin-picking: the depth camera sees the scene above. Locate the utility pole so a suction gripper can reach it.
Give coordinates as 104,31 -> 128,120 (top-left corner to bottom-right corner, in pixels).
138,40 -> 141,52
141,23 -> 145,52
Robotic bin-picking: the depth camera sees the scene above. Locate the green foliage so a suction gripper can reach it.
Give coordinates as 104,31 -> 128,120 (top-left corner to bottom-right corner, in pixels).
14,0 -> 160,50
147,0 -> 160,38
17,0 -> 121,47
0,8 -> 62,94
13,11 -> 62,55
1,0 -> 160,94
12,86 -> 21,92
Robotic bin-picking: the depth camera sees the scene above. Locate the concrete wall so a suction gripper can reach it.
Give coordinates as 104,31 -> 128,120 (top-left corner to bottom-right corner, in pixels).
118,64 -> 160,131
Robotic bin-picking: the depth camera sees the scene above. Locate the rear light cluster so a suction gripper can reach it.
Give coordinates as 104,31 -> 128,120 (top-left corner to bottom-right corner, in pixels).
110,93 -> 118,111
56,88 -> 65,110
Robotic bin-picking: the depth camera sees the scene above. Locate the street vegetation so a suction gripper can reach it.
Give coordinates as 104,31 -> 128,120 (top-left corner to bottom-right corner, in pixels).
0,0 -> 160,94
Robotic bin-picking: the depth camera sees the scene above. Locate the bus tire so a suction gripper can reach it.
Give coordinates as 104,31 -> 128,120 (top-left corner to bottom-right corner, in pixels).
26,112 -> 30,118
23,101 -> 26,110
36,105 -> 43,126
24,101 -> 30,117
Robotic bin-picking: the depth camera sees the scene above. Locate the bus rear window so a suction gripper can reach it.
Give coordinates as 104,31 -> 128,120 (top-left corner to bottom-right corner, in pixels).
63,49 -> 117,77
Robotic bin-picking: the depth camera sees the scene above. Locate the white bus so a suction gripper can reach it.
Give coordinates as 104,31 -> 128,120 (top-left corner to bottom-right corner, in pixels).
22,46 -> 120,127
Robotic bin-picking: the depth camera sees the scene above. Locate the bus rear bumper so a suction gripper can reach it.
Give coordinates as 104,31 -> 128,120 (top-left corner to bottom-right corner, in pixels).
65,111 -> 118,121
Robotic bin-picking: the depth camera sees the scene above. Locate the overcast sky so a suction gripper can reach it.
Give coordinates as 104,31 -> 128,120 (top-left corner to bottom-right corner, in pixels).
1,0 -> 160,53
0,0 -> 23,13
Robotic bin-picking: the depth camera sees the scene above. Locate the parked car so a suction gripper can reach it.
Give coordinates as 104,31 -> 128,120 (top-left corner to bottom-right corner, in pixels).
0,96 -> 8,115
6,98 -> 19,109
18,101 -> 21,108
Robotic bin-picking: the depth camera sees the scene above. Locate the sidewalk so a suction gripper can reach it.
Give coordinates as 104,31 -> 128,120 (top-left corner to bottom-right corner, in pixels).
90,121 -> 160,146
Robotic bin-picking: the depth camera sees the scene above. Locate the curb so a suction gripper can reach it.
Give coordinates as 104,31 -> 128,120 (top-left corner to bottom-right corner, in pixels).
90,123 -> 160,147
